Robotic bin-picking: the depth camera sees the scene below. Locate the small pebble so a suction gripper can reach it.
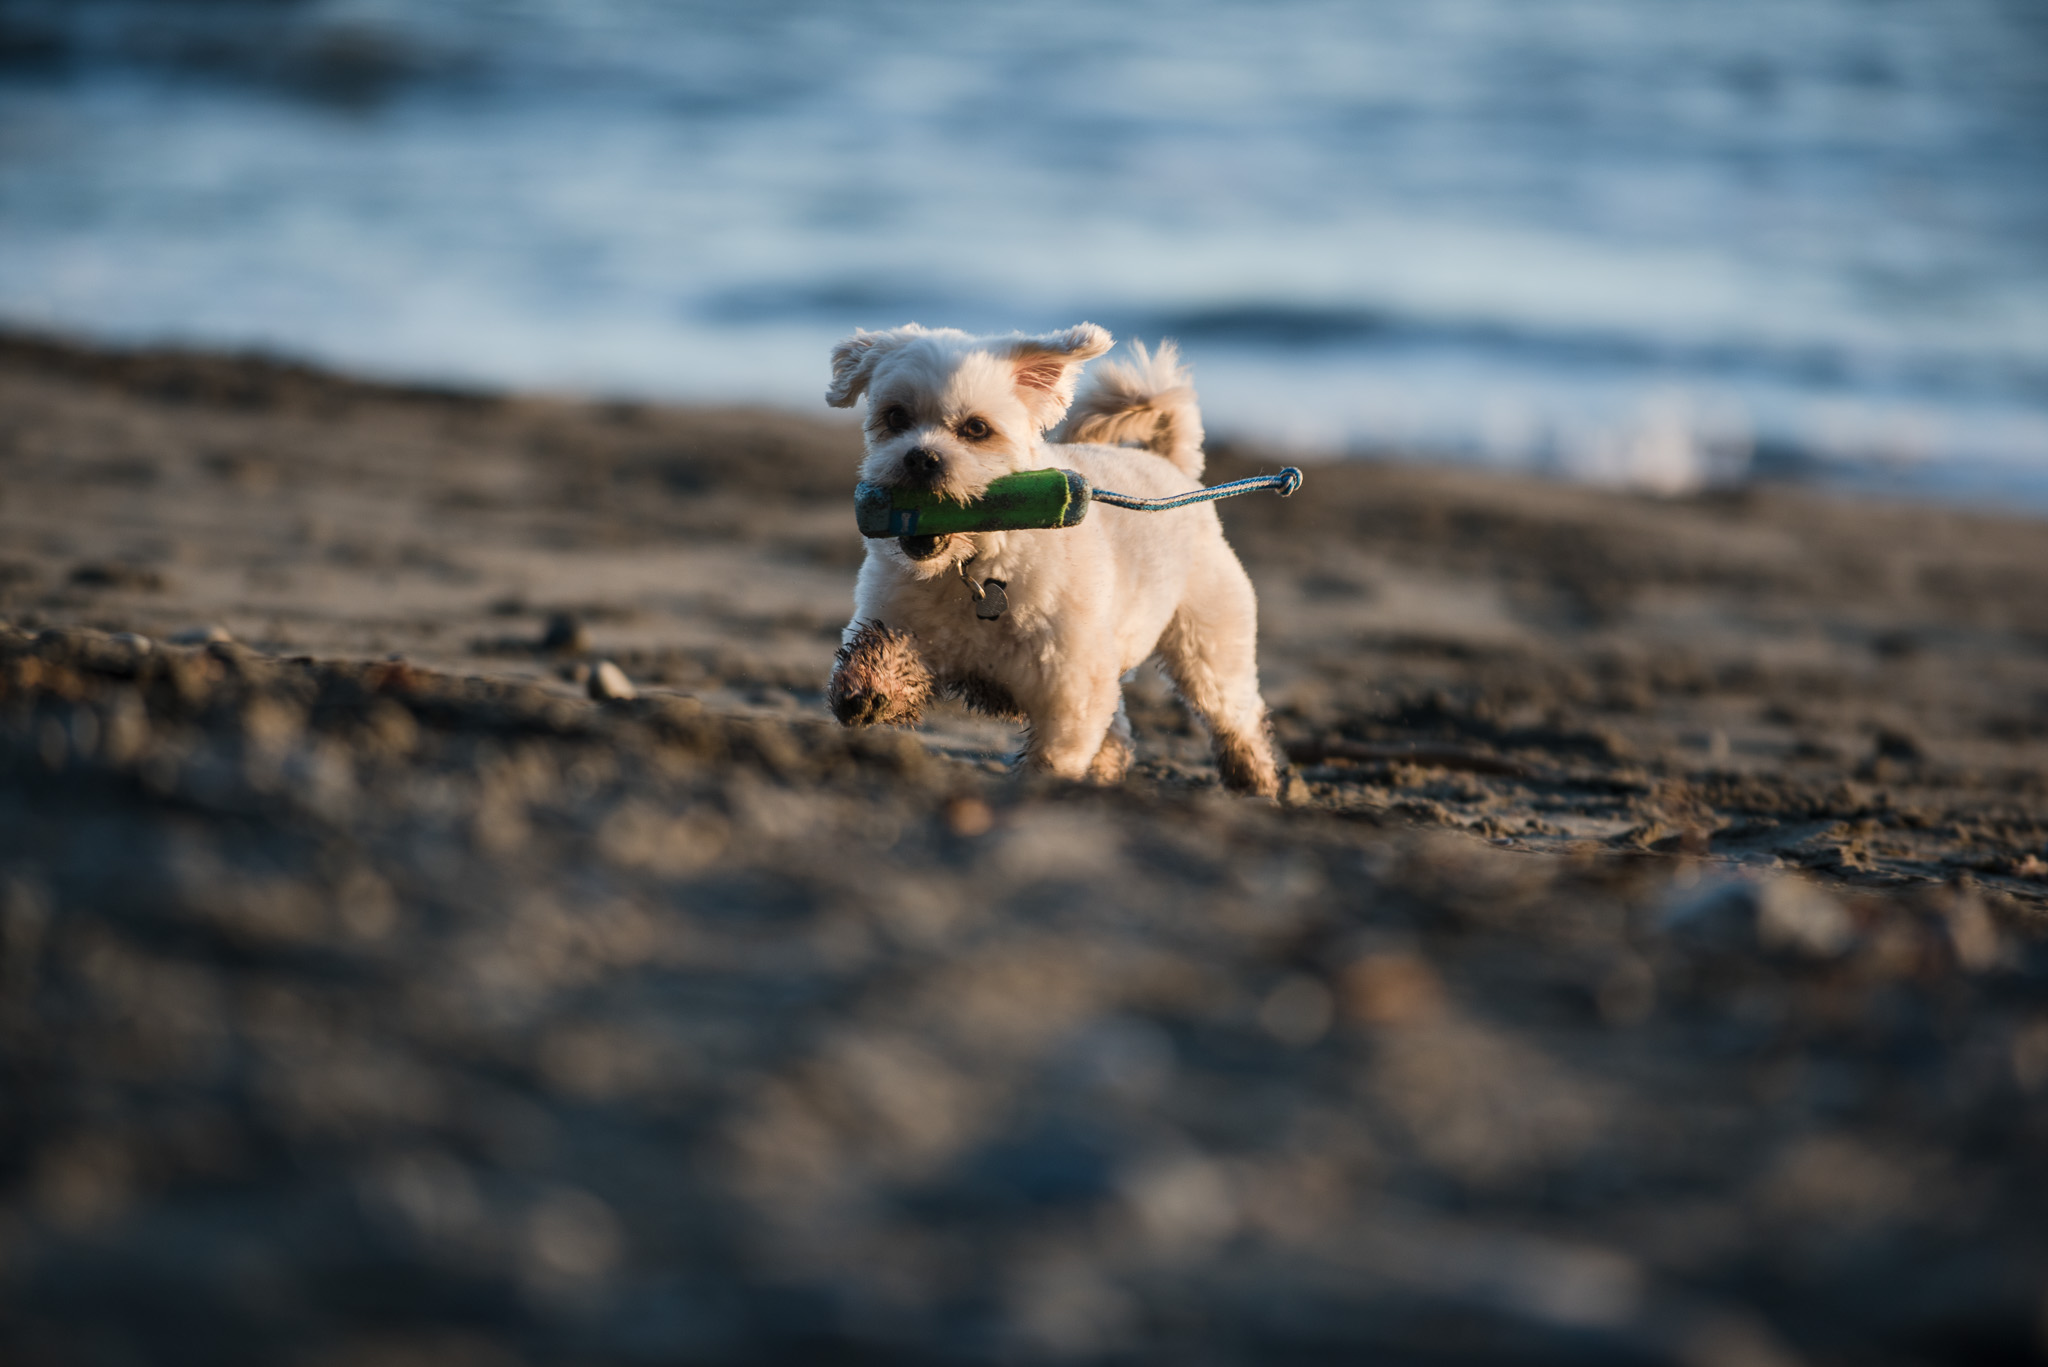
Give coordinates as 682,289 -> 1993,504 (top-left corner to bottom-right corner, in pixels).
943,795 -> 993,837
1596,955 -> 1657,1027
170,625 -> 232,646
588,660 -> 636,701
69,562 -> 165,592
1661,873 -> 1854,960
109,632 -> 153,654
541,614 -> 588,656
1874,726 -> 1926,762
1341,951 -> 1445,1026
1259,974 -> 1335,1046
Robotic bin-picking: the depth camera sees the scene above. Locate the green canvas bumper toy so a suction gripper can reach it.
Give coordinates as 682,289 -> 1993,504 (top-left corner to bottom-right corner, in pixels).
855,465 -> 1303,539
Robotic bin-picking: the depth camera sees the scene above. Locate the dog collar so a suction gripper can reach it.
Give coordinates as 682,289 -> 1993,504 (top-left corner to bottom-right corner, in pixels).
958,556 -> 1008,621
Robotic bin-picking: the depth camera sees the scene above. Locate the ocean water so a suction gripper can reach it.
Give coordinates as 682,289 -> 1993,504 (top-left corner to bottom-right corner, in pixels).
2,0 -> 2045,502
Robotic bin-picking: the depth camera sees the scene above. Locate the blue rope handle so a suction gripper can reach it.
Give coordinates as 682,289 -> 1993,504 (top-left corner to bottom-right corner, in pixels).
1090,466 -> 1303,512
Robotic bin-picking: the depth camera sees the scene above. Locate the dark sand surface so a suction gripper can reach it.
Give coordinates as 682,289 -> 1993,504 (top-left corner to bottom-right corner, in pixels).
3,332 -> 2047,1365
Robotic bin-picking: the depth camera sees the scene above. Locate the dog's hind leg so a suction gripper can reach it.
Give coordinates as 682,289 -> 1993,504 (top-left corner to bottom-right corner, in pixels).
1157,560 -> 1280,796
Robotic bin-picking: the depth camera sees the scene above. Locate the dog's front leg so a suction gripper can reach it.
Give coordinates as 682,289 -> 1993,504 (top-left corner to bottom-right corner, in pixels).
1085,700 -> 1135,782
1023,669 -> 1126,782
829,621 -> 934,727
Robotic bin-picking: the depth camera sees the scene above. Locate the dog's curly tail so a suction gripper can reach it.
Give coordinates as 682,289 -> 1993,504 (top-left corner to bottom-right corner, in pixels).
1054,340 -> 1206,480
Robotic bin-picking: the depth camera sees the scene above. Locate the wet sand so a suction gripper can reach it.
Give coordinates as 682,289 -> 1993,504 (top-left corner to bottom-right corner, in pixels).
3,332 -> 2047,1365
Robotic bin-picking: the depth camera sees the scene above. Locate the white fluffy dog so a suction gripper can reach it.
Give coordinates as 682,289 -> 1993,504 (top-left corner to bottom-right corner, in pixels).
824,322 -> 1279,796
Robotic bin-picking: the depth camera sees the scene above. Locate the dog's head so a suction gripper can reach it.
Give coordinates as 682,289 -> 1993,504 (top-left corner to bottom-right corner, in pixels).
826,323 -> 1113,503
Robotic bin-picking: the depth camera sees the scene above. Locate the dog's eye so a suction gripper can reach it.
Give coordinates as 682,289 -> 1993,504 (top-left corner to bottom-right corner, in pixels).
958,417 -> 992,440
879,406 -> 911,433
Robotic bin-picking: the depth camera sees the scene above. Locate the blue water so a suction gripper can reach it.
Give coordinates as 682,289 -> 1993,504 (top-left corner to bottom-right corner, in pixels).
3,0 -> 2045,502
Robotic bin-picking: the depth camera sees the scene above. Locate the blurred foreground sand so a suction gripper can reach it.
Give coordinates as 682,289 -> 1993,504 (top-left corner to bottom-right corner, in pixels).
3,334 -> 2047,1365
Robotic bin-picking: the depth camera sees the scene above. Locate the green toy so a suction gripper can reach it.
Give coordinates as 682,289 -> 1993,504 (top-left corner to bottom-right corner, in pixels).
857,468 -> 1090,538
855,465 -> 1302,538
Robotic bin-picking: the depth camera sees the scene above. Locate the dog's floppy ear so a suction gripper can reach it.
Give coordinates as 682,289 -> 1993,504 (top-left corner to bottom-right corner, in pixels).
825,325 -> 927,408
1004,323 -> 1114,429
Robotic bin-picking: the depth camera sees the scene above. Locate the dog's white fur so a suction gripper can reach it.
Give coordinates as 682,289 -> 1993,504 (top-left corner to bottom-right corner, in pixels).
825,323 -> 1279,795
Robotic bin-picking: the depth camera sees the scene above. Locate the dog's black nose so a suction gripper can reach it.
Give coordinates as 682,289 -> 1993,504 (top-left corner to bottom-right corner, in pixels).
902,447 -> 943,482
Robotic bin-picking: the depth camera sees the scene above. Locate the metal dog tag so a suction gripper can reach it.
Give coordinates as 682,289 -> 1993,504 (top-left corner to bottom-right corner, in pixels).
974,579 -> 1008,621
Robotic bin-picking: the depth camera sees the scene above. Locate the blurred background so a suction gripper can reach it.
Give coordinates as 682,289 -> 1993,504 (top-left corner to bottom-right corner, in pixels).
1,0 -> 2045,501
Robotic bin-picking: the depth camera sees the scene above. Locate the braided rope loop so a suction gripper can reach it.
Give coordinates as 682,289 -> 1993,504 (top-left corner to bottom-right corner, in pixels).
1089,466 -> 1304,512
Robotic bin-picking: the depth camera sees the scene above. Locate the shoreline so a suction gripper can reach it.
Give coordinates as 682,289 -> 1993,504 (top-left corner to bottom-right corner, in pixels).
10,321 -> 2045,517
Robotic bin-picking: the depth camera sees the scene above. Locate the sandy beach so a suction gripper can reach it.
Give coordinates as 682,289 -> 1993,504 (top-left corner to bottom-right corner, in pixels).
4,331 -> 2047,1364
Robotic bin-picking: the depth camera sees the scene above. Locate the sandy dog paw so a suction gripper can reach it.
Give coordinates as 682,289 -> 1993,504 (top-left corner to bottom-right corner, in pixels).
828,622 -> 933,728
1086,724 -> 1135,784
1215,730 -> 1281,797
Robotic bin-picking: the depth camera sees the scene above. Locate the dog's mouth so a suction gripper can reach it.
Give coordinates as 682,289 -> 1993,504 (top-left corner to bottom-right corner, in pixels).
898,534 -> 950,562
895,469 -> 947,495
